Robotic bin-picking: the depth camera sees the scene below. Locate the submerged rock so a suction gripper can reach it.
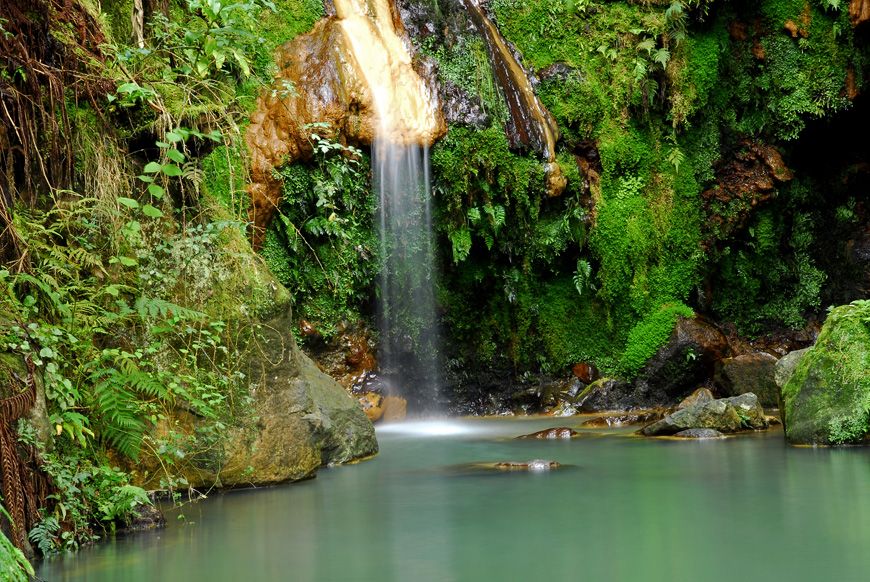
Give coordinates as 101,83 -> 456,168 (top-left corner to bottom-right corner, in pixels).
780,302 -> 870,445
673,428 -> 725,439
715,352 -> 779,407
640,393 -> 768,436
580,410 -> 664,428
121,503 -> 166,534
494,459 -> 560,471
515,427 -> 578,440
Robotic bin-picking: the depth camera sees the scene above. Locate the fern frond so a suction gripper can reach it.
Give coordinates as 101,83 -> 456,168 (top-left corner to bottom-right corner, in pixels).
135,296 -> 206,321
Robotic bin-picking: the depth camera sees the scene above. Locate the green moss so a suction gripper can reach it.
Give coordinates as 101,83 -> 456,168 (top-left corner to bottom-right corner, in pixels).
782,301 -> 870,444
98,0 -> 134,45
619,302 -> 694,376
536,277 -> 625,374
201,143 -> 250,218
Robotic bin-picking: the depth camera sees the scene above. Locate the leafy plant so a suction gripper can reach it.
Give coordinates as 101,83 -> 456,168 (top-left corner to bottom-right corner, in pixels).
0,502 -> 35,580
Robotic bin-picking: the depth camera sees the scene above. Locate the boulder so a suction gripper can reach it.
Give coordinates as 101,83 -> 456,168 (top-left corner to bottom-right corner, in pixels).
135,311 -> 378,489
516,427 -> 578,439
640,393 -> 769,436
673,428 -> 725,439
780,302 -> 870,445
677,387 -> 715,409
715,352 -> 779,407
632,316 -> 730,408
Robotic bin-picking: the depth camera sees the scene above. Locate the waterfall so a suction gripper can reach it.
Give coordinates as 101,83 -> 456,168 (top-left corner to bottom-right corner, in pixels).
335,0 -> 443,409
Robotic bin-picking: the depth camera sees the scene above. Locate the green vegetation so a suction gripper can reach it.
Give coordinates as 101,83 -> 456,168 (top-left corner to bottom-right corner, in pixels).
0,0 -> 322,557
262,128 -> 378,336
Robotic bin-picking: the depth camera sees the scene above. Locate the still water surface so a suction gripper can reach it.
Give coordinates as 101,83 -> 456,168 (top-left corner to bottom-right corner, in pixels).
38,417 -> 870,581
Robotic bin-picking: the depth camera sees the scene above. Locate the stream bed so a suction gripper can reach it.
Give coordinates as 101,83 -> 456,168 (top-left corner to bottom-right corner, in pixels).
38,416 -> 870,581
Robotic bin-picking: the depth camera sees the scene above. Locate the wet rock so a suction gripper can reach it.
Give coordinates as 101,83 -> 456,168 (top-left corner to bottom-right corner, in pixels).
575,378 -> 636,412
516,427 -> 578,440
461,0 -> 565,197
673,428 -> 725,439
440,79 -> 491,129
780,302 -> 870,445
564,379 -> 587,400
572,362 -> 598,383
580,410 -> 664,428
640,393 -> 769,436
307,324 -> 378,391
701,140 -> 793,245
494,459 -> 560,471
548,400 -> 579,417
121,503 -> 166,534
538,62 -> 578,82
358,392 -> 384,422
677,387 -> 715,410
715,352 -> 779,407
632,316 -> 730,408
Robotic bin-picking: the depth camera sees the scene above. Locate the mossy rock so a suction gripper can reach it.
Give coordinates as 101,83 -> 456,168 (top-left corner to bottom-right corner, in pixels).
781,301 -> 870,445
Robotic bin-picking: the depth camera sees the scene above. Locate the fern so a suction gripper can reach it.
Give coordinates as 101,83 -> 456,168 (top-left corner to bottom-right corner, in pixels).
573,259 -> 594,297
134,295 -> 205,321
449,228 -> 472,263
27,515 -> 60,556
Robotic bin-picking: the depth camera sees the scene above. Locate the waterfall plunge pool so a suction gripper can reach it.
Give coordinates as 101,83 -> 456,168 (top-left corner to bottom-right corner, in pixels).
38,416 -> 870,581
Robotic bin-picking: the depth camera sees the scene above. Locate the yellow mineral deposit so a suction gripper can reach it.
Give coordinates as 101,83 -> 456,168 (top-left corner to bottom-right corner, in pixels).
246,0 -> 445,245
334,0 -> 442,144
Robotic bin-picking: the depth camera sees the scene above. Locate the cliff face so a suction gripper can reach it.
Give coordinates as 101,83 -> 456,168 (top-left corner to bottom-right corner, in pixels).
246,0 -> 446,245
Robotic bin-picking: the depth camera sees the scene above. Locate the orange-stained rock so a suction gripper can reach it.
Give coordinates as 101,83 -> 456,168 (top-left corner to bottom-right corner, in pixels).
572,362 -> 598,383
851,0 -> 870,26
382,395 -> 407,421
701,140 -> 793,245
246,0 -> 446,246
358,392 -> 384,422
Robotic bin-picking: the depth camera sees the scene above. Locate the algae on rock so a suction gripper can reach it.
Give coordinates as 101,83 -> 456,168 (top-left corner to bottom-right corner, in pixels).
780,301 -> 870,445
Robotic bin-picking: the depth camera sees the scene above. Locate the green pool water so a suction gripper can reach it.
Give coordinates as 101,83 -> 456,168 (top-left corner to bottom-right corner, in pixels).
37,417 -> 870,581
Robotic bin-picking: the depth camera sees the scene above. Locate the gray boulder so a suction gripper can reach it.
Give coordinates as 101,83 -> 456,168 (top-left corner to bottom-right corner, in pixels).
640,393 -> 769,436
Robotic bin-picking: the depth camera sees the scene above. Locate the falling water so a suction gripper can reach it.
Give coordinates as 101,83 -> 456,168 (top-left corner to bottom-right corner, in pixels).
335,0 -> 444,409
373,141 -> 441,409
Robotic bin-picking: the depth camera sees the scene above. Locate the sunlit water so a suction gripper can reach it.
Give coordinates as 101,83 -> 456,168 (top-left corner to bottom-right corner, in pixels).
38,417 -> 870,581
